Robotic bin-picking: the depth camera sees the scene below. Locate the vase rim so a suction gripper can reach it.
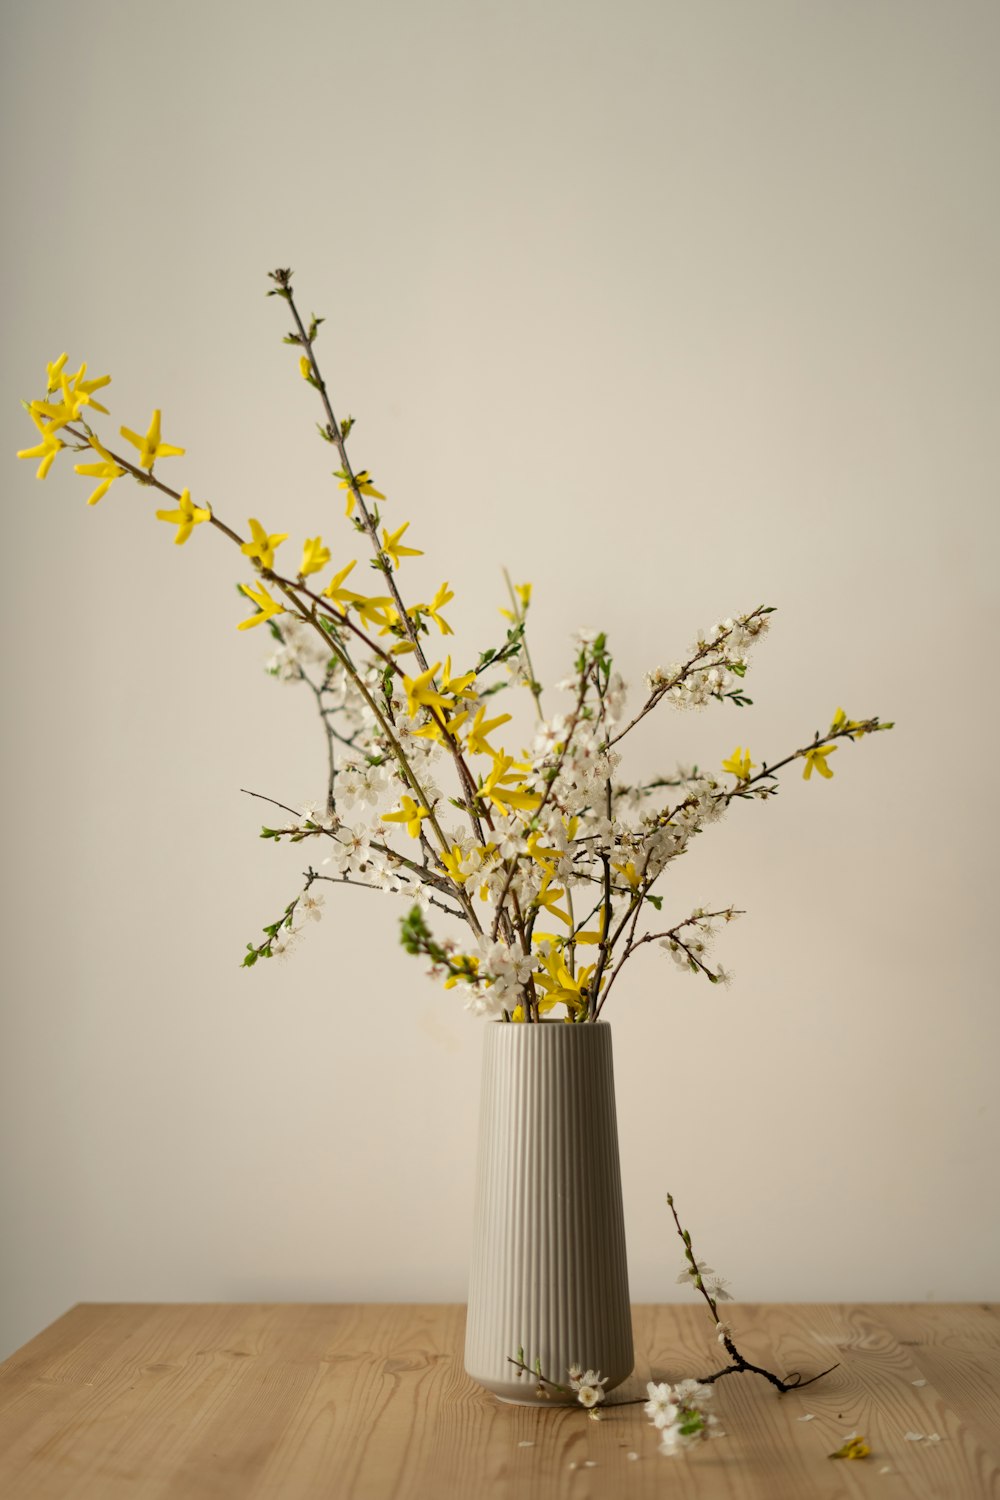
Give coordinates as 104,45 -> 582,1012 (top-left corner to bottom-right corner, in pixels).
488,1017 -> 610,1026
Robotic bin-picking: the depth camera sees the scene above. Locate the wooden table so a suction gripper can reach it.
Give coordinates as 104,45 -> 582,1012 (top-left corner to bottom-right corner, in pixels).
1,1303 -> 997,1497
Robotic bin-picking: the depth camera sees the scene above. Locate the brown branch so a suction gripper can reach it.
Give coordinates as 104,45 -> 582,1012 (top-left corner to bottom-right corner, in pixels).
666,1193 -> 839,1395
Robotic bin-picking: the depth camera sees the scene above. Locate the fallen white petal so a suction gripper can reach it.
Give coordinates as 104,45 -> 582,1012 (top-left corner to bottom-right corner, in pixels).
584,1460 -> 598,1468
626,1451 -> 640,1461
517,1440 -> 534,1448
796,1414 -> 815,1422
912,1379 -> 927,1387
880,1466 -> 893,1474
926,1433 -> 941,1442
904,1431 -> 925,1442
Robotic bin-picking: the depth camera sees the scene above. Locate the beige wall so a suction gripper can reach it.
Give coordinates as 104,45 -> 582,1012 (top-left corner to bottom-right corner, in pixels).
2,0 -> 998,1360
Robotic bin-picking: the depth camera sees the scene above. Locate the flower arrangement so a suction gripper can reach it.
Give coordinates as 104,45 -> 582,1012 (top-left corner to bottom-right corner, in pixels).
17,265 -> 892,1023
18,267 -> 894,1460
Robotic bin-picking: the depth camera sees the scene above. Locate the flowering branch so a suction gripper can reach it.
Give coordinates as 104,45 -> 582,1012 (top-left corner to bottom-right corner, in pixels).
239,788 -> 465,903
667,1192 -> 838,1393
507,1351 -> 609,1410
607,607 -> 773,749
501,569 -> 543,716
271,268 -> 431,675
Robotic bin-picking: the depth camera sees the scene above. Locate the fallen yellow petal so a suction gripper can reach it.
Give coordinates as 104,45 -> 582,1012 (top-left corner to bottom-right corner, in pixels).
828,1434 -> 870,1460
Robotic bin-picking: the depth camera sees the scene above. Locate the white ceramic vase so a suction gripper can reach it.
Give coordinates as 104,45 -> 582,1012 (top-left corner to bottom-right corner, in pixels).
464,1020 -> 633,1403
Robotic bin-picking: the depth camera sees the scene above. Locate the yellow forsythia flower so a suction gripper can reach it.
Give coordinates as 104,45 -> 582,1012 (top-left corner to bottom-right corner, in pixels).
381,521 -> 423,570
802,744 -> 837,780
238,581 -> 285,630
438,846 -> 470,885
479,753 -> 541,815
339,469 -> 385,518
721,746 -> 755,781
424,582 -> 454,635
381,795 -> 430,839
74,458 -> 126,506
467,704 -> 512,758
120,409 -> 185,471
322,559 -> 358,612
155,488 -> 212,544
241,518 -> 288,571
300,537 -> 331,577
440,658 -> 477,700
534,876 -> 571,926
414,710 -> 470,744
403,663 -> 450,720
831,707 -> 867,738
499,581 -> 532,621
17,410 -> 64,478
534,949 -> 591,1015
612,860 -> 642,890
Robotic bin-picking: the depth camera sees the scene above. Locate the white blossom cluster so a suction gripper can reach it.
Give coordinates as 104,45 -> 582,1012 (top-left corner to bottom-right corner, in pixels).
660,909 -> 740,985
265,614 -> 333,681
474,938 -> 534,1012
257,606 -> 764,1008
643,611 -> 769,708
644,1379 -> 724,1456
568,1365 -> 608,1409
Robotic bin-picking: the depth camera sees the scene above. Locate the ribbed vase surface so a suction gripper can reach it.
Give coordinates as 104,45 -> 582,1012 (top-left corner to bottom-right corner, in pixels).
464,1020 -> 633,1403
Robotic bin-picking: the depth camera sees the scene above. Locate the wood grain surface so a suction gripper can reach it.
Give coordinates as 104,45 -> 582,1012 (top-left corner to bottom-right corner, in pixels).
1,1303 -> 997,1498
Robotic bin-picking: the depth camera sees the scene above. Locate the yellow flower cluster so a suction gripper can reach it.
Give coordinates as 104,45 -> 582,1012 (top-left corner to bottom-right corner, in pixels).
15,353 -> 446,637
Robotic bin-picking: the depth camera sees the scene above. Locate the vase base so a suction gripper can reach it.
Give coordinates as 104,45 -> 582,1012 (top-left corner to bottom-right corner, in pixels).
494,1392 -> 577,1407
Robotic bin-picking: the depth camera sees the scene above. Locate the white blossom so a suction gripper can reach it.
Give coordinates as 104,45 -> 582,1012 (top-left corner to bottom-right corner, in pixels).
476,937 -> 535,1005
337,761 -> 391,809
462,985 -> 505,1020
672,1379 -> 713,1405
676,1261 -> 714,1286
270,931 -> 298,960
398,876 -> 432,914
299,891 -> 324,922
644,1382 -> 679,1428
569,1368 -> 608,1409
322,825 -> 372,876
